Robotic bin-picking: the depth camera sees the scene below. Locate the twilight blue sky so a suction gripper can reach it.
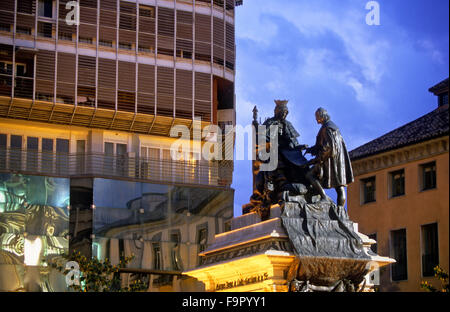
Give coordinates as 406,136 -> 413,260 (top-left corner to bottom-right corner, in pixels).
231,0 -> 449,216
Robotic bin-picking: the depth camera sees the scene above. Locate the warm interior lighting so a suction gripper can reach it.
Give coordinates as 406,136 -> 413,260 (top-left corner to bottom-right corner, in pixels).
24,237 -> 42,266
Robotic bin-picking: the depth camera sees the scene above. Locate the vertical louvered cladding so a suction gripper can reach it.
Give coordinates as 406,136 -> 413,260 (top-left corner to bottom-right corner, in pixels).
79,4 -> 97,42
195,13 -> 211,62
16,0 -> 34,38
176,69 -> 192,119
58,1 -> 74,41
16,14 -> 35,29
194,72 -> 211,121
77,55 -> 96,106
97,57 -> 116,109
99,25 -> 116,45
77,56 -> 96,86
117,61 -> 136,112
58,0 -> 68,19
0,45 -> 13,96
99,0 -> 116,28
157,66 -> 174,117
17,0 -> 35,14
225,22 -> 234,70
176,10 -> 193,59
119,1 -> 136,47
139,8 -> 155,33
0,11 -> 14,29
138,5 -> 155,53
225,0 -> 234,11
0,0 -> 15,12
35,50 -> 55,100
58,21 -> 76,41
56,53 -> 76,104
212,17 -> 224,66
79,23 -> 97,41
137,63 -> 154,114
138,33 -> 155,53
157,7 -> 174,56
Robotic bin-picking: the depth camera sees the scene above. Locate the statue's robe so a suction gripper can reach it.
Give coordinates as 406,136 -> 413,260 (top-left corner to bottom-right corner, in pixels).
263,117 -> 308,168
309,120 -> 354,188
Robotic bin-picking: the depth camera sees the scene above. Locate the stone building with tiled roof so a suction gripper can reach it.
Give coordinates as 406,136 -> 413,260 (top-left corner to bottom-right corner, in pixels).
347,78 -> 449,292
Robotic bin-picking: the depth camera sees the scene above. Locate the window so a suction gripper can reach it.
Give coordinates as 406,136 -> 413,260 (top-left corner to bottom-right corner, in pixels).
76,140 -> 86,173
37,22 -> 53,38
10,135 -> 23,170
0,134 -> 6,170
79,37 -> 93,44
139,6 -> 155,18
16,26 -> 32,35
0,24 -> 11,32
421,161 -> 436,191
56,138 -> 69,174
391,229 -> 407,281
41,138 -> 53,173
26,136 -> 38,171
138,45 -> 153,53
119,42 -> 132,50
0,62 -> 27,76
0,62 -> 13,75
368,233 -> 377,254
361,176 -> 376,204
140,146 -> 160,180
58,32 -> 72,41
390,169 -> 405,198
104,142 -> 128,176
196,226 -> 208,265
38,0 -> 53,18
438,93 -> 448,107
152,242 -> 162,270
99,39 -> 113,47
421,223 -> 439,277
170,231 -> 183,271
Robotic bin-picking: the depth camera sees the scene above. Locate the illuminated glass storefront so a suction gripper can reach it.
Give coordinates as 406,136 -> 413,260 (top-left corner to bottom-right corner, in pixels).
0,173 -> 69,291
89,178 -> 234,289
0,173 -> 233,291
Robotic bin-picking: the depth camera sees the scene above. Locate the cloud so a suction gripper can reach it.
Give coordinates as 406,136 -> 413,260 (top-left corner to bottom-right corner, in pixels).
416,39 -> 445,64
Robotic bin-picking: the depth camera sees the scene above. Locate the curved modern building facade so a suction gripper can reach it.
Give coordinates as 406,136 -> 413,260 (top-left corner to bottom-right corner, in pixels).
0,0 -> 240,292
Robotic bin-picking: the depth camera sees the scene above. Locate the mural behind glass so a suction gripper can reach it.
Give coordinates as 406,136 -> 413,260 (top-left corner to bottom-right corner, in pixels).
0,173 -> 69,291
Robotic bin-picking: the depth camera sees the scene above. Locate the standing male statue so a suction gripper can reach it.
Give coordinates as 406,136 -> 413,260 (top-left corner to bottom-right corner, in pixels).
305,107 -> 354,207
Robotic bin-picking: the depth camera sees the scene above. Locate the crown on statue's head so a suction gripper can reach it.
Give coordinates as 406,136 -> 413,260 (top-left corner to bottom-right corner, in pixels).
274,100 -> 289,107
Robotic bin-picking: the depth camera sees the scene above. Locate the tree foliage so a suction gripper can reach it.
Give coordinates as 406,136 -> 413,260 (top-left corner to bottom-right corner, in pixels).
420,265 -> 449,292
52,251 -> 148,292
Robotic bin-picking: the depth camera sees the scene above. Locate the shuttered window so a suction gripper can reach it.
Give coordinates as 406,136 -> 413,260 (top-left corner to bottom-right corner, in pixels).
137,63 -> 155,114
195,13 -> 211,62
176,10 -> 192,59
157,66 -> 174,117
157,7 -> 174,56
117,61 -> 136,112
35,50 -> 55,100
225,22 -> 235,69
194,72 -> 211,121
56,52 -> 76,104
97,57 -> 116,109
176,69 -> 192,119
119,1 -> 136,49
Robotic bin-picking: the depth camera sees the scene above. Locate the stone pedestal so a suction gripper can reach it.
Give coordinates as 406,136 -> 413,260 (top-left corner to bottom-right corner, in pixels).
185,205 -> 395,292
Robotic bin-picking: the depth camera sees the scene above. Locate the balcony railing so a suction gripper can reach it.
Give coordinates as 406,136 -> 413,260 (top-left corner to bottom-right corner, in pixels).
0,147 -> 233,188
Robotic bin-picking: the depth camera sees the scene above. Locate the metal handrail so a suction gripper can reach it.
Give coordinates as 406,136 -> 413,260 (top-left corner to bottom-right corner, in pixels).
0,147 -> 233,188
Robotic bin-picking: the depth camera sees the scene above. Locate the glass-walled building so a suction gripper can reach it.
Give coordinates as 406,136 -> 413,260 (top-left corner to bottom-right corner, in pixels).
0,0 -> 239,291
